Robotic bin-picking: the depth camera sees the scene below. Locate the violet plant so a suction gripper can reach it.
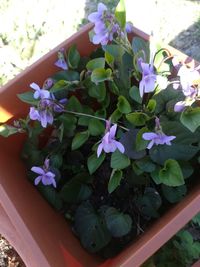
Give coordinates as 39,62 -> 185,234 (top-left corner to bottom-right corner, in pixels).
2,0 -> 200,257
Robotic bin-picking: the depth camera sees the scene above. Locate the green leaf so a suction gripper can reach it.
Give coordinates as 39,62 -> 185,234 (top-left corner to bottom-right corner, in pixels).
159,159 -> 184,186
149,144 -> 199,165
105,51 -> 114,65
67,44 -> 80,69
38,186 -> 63,210
67,95 -> 82,112
192,213 -> 200,226
58,114 -> 77,137
161,184 -> 187,203
135,187 -> 161,218
147,99 -> 157,113
115,0 -> 126,28
0,124 -> 19,137
103,45 -> 124,63
86,58 -> 105,71
135,127 -> 149,151
126,112 -> 149,126
111,150 -> 130,169
74,202 -> 111,252
84,78 -> 106,102
17,91 -> 38,105
110,108 -> 122,123
132,37 -> 149,60
72,131 -> 89,150
117,95 -> 132,114
120,129 -> 146,159
88,118 -> 104,136
108,81 -> 120,95
87,152 -> 105,174
60,173 -> 92,203
135,157 -> 156,173
108,170 -> 123,193
129,85 -> 142,104
50,154 -> 63,169
91,68 -> 112,84
52,70 -> 80,82
180,107 -> 200,132
103,207 -> 132,237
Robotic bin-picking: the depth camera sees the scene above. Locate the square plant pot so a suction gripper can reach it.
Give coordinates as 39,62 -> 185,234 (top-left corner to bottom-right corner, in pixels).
0,23 -> 200,267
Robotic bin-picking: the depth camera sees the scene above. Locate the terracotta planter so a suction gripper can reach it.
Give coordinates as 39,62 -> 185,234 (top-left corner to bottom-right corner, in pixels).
0,23 -> 200,267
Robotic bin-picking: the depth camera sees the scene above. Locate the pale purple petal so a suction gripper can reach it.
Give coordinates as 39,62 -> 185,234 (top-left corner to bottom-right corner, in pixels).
114,141 -> 125,154
30,82 -> 40,91
103,141 -> 116,153
31,166 -> 45,175
174,101 -> 186,112
109,124 -> 117,139
147,139 -> 155,149
29,107 -> 40,120
142,132 -> 158,140
126,22 -> 134,33
139,79 -> 145,97
34,176 -> 42,185
97,3 -> 107,13
97,142 -> 103,157
55,58 -> 68,70
40,111 -> 48,128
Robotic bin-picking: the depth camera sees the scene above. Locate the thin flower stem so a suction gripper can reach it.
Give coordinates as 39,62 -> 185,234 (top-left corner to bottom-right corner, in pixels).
50,99 -> 129,131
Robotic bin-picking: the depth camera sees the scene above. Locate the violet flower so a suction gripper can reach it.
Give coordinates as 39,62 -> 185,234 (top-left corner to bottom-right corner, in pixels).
30,82 -> 50,100
31,159 -> 56,188
138,61 -> 157,98
97,123 -> 125,157
142,117 -> 176,149
88,3 -> 119,45
125,22 -> 134,33
55,49 -> 68,70
29,105 -> 54,128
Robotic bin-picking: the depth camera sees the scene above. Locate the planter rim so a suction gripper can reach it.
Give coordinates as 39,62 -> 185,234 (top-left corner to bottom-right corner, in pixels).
0,23 -> 200,267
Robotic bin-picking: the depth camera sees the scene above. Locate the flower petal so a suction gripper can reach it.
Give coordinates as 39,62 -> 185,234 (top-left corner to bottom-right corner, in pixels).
34,176 -> 42,186
142,132 -> 158,140
97,142 -> 103,158
31,166 -> 45,175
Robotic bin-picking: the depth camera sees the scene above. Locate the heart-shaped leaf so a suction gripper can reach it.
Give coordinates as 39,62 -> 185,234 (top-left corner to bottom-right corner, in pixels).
159,159 -> 184,186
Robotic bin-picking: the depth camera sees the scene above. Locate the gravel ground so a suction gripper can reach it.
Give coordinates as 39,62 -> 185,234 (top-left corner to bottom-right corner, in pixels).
0,0 -> 200,266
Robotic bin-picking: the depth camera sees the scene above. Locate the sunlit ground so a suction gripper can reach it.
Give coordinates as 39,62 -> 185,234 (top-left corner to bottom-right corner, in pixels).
0,0 -> 200,86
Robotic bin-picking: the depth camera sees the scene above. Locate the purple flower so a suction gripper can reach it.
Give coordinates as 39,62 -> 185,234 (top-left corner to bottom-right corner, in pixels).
139,61 -> 157,97
29,105 -> 54,128
142,117 -> 176,149
125,22 -> 134,33
55,49 -> 68,70
30,82 -> 50,100
97,123 -> 125,157
142,132 -> 176,149
31,159 -> 56,188
88,3 -> 118,45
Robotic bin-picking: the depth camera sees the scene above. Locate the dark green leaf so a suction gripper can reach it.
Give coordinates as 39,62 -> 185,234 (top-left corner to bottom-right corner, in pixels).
104,207 -> 132,237
126,112 -> 149,126
111,150 -> 130,169
38,185 -> 63,210
132,37 -> 149,60
135,127 -> 149,151
67,95 -> 82,112
147,99 -> 156,113
67,44 -> 80,69
159,159 -> 184,186
91,68 -> 112,84
74,202 -> 111,252
129,85 -> 142,104
180,107 -> 200,132
72,131 -> 89,150
52,70 -> 80,82
103,45 -> 124,63
87,152 -> 105,174
161,184 -> 187,203
110,108 -> 122,123
86,58 -> 105,71
135,187 -> 161,218
108,169 -> 123,193
117,95 -> 132,114
0,124 -> 19,137
120,129 -> 146,159
135,157 -> 156,173
17,91 -> 38,105
149,144 -> 199,165
88,118 -> 104,136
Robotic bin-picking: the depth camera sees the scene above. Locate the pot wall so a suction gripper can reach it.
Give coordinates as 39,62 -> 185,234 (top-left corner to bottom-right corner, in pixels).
0,23 -> 200,267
